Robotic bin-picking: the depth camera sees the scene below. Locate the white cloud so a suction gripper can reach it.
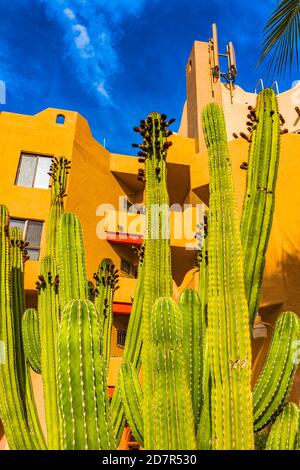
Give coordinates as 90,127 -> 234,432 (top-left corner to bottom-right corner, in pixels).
64,7 -> 75,20
38,0 -> 152,105
100,32 -> 106,46
96,81 -> 109,99
72,24 -> 90,50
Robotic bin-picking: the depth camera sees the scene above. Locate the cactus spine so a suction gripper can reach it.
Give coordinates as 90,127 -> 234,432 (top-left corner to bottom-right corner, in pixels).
202,103 -> 254,449
58,299 -> 115,449
240,89 -> 280,325
252,311 -> 300,431
266,403 -> 300,450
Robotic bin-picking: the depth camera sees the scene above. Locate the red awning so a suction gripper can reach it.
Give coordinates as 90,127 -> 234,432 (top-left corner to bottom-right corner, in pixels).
113,302 -> 132,315
106,232 -> 144,246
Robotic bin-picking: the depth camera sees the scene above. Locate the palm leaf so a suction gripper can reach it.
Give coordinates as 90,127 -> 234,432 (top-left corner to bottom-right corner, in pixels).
258,0 -> 300,76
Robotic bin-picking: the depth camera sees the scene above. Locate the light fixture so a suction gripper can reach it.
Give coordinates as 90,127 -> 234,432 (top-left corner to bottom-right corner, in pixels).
253,313 -> 268,339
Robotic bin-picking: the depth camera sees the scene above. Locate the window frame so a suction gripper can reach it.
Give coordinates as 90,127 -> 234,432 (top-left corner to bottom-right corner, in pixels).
120,257 -> 134,277
10,217 -> 44,260
116,329 -> 127,349
15,152 -> 53,189
56,114 -> 65,125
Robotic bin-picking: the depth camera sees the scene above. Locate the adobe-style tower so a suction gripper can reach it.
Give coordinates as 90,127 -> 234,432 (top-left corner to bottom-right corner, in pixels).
180,24 -> 237,152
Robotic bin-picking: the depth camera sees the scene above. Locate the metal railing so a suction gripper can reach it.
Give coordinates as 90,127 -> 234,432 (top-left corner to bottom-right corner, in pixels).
254,79 -> 264,94
271,81 -> 280,95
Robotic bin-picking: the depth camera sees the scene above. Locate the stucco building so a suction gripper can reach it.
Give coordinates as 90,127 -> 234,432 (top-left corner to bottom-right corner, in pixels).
1,24 -> 300,448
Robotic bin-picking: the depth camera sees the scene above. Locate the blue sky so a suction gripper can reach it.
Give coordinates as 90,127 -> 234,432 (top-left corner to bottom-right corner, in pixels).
0,0 -> 298,154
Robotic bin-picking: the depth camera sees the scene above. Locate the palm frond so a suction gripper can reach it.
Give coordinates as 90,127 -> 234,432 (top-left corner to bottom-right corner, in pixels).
258,0 -> 300,76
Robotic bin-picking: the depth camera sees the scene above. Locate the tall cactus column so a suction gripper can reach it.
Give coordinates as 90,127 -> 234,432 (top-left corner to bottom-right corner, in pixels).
111,247 -> 145,444
94,258 -> 119,371
202,104 -> 254,449
133,113 -> 174,449
46,157 -> 71,258
58,299 -> 115,450
150,298 -> 196,449
10,227 -> 27,399
34,157 -> 70,449
240,89 -> 280,325
0,206 -> 34,449
58,212 -> 89,308
37,256 -> 60,449
11,228 -> 45,449
195,215 -> 211,449
179,289 -> 203,433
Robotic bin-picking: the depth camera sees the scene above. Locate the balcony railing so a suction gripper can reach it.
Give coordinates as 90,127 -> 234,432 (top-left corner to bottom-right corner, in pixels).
102,207 -> 203,250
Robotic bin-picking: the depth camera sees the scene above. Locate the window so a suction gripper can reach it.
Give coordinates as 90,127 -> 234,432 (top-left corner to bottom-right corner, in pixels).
15,153 -> 52,189
117,329 -> 127,349
10,219 -> 43,260
120,258 -> 134,277
121,197 -> 133,213
127,432 -> 140,450
56,114 -> 65,125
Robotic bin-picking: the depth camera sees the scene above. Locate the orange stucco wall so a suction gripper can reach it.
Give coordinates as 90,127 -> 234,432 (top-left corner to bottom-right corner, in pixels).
191,133 -> 300,315
1,27 -> 300,448
1,106 -> 300,377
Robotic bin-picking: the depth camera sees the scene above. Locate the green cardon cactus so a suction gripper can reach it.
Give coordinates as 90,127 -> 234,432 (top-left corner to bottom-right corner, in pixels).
0,95 -> 300,452
240,89 -> 281,325
202,103 -> 254,450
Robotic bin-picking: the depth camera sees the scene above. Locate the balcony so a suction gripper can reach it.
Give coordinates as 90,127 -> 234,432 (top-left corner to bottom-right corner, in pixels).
110,135 -> 195,205
102,207 -> 204,251
106,231 -> 143,246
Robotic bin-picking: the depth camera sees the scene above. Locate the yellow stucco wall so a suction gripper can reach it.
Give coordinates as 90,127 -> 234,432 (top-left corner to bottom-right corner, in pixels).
1,77 -> 300,448
1,23 -> 300,449
191,133 -> 300,314
0,108 -> 77,289
2,106 -> 300,319
0,108 -> 201,299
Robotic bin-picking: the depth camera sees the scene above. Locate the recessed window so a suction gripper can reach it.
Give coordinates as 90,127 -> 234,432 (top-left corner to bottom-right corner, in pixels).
120,258 -> 134,277
121,197 -> 133,212
10,219 -> 43,260
127,431 -> 140,450
15,153 -> 52,189
56,114 -> 65,125
189,59 -> 192,72
117,329 -> 126,349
